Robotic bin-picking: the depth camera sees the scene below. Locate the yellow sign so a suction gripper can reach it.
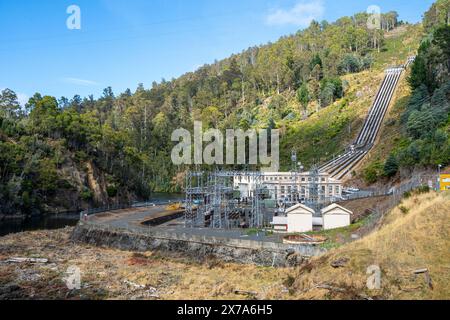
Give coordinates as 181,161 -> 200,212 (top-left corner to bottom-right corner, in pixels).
440,174 -> 450,191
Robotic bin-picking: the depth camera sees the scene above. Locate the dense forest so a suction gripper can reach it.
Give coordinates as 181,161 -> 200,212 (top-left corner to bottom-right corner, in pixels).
0,3 -> 447,216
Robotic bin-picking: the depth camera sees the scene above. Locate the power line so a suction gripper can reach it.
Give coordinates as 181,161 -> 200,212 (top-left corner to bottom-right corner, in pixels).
0,24 -> 250,53
2,7 -> 261,45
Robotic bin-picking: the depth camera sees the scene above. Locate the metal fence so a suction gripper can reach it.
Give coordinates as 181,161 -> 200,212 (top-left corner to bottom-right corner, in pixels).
79,203 -> 132,220
78,174 -> 440,224
132,200 -> 181,208
311,174 -> 440,212
79,199 -> 183,220
343,174 -> 439,201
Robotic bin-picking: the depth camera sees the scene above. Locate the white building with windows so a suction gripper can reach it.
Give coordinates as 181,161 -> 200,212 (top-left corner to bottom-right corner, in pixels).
233,171 -> 343,202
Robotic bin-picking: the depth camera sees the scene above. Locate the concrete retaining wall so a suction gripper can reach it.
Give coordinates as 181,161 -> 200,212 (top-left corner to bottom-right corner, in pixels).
71,222 -> 327,267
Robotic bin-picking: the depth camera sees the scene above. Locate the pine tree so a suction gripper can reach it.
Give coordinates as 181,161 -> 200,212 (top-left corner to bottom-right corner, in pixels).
0,88 -> 21,119
408,55 -> 428,90
296,83 -> 310,113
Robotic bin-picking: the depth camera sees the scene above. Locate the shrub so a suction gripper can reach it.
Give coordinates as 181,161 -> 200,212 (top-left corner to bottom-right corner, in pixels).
403,191 -> 412,199
57,179 -> 73,190
106,185 -> 118,198
406,108 -> 438,139
80,188 -> 93,201
384,154 -> 399,177
319,78 -> 344,107
338,54 -> 361,74
363,161 -> 383,184
416,186 -> 431,194
75,151 -> 88,163
399,206 -> 410,214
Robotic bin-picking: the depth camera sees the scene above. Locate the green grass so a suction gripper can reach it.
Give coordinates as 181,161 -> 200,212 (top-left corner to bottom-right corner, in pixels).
245,228 -> 273,236
306,214 -> 374,249
280,98 -> 356,169
373,25 -> 422,70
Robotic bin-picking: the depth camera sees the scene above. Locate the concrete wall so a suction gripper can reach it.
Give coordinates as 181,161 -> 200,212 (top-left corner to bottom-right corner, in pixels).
71,221 -> 326,267
287,214 -> 313,233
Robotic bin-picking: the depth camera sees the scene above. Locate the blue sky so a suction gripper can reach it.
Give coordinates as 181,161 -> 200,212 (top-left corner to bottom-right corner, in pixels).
0,0 -> 435,104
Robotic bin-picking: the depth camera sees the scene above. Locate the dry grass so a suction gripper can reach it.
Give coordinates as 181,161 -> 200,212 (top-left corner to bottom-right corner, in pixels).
338,196 -> 392,221
0,228 -> 289,300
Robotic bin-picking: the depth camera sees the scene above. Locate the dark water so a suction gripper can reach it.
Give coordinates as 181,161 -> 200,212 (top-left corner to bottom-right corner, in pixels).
0,214 -> 80,237
0,193 -> 183,237
144,193 -> 184,202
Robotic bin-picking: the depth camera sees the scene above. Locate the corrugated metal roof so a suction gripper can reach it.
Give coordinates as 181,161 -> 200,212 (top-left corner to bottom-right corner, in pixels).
321,203 -> 353,215
286,203 -> 315,215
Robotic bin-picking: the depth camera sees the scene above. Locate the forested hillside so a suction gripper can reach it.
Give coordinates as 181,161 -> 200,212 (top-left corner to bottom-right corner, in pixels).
360,0 -> 450,183
0,6 -> 442,216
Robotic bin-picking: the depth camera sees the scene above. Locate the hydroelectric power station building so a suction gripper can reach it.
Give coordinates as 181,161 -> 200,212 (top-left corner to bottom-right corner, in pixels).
233,171 -> 343,203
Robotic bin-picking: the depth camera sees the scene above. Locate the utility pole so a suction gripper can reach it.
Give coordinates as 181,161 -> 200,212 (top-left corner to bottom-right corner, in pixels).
291,150 -> 298,204
308,164 -> 320,215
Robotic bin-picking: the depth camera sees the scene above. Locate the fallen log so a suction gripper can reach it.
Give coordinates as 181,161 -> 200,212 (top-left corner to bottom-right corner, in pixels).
6,257 -> 48,264
315,284 -> 346,293
234,290 -> 258,296
413,268 -> 428,274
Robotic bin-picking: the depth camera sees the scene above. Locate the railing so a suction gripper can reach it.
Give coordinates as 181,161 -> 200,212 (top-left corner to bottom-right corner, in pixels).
79,203 -> 132,220
79,199 -> 184,220
132,200 -> 182,208
311,174 -> 440,209
344,174 -> 439,201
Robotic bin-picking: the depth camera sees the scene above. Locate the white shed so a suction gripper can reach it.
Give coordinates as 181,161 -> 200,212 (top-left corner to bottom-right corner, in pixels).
286,204 -> 314,233
321,204 -> 352,230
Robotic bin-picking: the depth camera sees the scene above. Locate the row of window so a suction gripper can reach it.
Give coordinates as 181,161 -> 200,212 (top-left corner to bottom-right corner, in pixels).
264,176 -> 327,182
237,176 -> 328,183
275,186 -> 340,195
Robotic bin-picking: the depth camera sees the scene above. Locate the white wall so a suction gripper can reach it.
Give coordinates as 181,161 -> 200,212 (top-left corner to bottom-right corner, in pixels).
287,214 -> 313,233
312,217 -> 323,227
323,214 -> 350,230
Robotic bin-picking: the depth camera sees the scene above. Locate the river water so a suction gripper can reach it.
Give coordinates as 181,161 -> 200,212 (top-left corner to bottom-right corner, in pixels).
0,193 -> 183,237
